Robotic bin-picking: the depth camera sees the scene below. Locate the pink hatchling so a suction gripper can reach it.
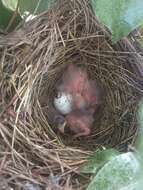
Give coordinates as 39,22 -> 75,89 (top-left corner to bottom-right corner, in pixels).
54,64 -> 100,137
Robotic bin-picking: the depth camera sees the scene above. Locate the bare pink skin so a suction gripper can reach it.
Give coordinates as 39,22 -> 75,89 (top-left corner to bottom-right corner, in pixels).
65,109 -> 94,137
58,64 -> 97,110
56,64 -> 100,137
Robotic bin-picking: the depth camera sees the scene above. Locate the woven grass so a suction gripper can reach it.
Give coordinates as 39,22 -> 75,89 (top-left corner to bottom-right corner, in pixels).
0,0 -> 143,189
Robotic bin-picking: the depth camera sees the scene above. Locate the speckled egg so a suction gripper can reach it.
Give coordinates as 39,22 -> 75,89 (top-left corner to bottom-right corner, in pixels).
54,92 -> 73,115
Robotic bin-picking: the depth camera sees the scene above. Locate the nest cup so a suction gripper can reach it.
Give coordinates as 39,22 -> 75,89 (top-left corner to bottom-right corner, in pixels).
0,0 -> 143,188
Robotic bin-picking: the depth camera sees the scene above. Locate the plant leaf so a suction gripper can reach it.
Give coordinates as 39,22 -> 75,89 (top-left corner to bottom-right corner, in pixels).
86,152 -> 140,190
137,100 -> 143,151
19,0 -> 55,15
119,182 -> 139,190
0,0 -> 21,31
80,148 -> 119,174
136,100 -> 143,190
90,0 -> 143,42
2,0 -> 17,11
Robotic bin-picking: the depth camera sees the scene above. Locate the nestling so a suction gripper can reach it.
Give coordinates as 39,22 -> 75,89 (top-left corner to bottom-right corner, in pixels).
54,64 -> 100,137
65,108 -> 95,137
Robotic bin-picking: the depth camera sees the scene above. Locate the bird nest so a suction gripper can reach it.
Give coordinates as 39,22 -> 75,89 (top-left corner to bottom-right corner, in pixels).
0,0 -> 143,189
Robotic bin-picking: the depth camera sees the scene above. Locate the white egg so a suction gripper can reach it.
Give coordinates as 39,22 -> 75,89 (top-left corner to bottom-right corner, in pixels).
54,92 -> 73,115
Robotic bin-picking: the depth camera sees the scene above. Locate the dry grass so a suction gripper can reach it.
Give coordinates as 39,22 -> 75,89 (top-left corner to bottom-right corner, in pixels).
0,0 -> 143,189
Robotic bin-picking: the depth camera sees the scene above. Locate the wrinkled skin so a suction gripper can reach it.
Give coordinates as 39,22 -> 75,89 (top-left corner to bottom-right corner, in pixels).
58,64 -> 97,110
65,108 -> 95,137
56,64 -> 100,137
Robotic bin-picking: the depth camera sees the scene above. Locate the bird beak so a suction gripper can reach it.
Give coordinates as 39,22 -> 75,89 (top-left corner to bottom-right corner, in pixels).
58,121 -> 66,133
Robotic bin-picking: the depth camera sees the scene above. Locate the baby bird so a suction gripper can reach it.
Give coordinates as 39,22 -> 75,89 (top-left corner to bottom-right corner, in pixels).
65,108 -> 95,138
54,64 -> 100,137
57,64 -> 97,109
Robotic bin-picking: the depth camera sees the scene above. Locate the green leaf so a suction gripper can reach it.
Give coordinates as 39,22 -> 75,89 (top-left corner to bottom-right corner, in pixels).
19,0 -> 55,15
2,0 -> 56,15
136,100 -> 143,162
136,100 -> 143,190
119,182 -> 139,190
90,0 -> 143,42
80,149 -> 119,174
86,152 -> 140,190
0,0 -> 21,31
2,0 -> 17,11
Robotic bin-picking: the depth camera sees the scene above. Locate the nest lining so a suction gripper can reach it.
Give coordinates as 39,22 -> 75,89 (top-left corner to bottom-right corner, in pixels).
0,0 -> 143,189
